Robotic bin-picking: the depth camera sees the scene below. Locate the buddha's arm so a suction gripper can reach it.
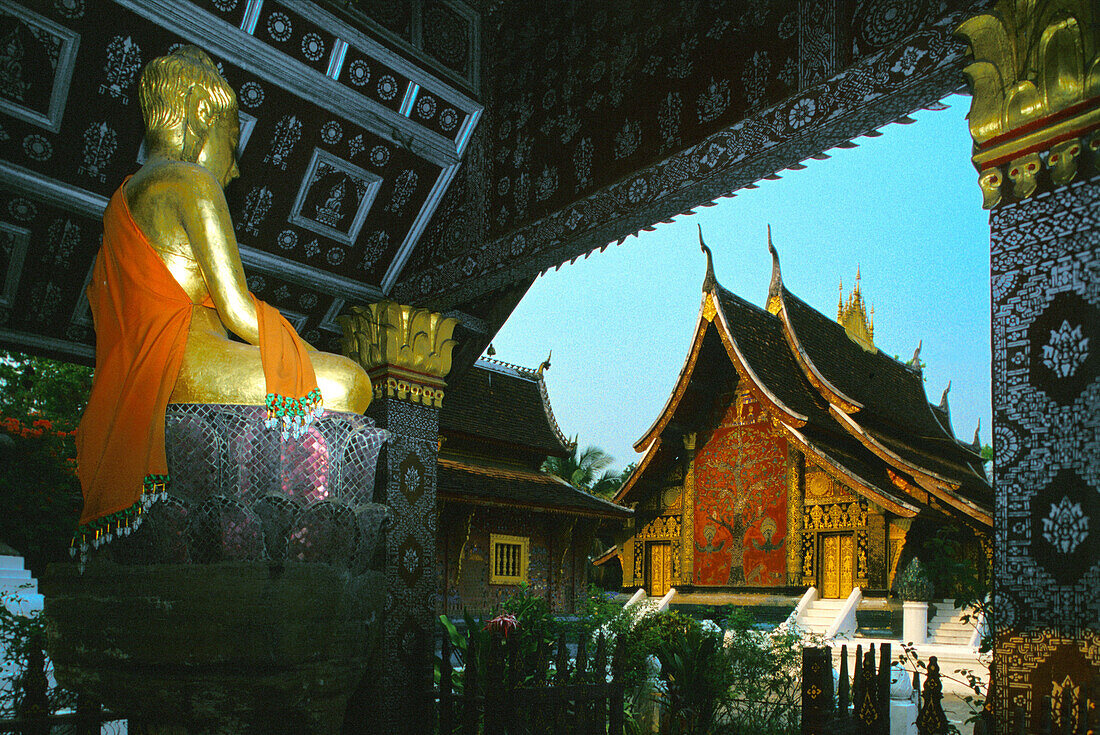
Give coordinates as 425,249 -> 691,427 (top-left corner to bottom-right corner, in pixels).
177,167 -> 260,344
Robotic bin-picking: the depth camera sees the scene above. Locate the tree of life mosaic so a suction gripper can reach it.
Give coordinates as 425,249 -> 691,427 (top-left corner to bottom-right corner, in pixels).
693,390 -> 788,586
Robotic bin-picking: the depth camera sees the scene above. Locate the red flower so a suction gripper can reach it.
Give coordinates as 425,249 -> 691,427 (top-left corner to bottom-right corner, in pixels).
32,418 -> 53,430
483,613 -> 519,638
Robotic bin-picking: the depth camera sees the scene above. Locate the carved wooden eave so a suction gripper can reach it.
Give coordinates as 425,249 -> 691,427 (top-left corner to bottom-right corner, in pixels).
781,422 -> 920,518
776,287 -> 864,415
829,405 -> 993,527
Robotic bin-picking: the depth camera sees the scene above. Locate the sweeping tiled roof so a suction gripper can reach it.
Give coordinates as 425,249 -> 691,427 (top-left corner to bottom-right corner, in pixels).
616,232 -> 991,528
438,459 -> 632,518
440,358 -> 572,457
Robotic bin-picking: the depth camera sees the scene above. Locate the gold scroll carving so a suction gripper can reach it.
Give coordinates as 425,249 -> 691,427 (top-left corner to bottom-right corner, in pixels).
638,514 -> 681,540
681,432 -> 697,586
339,301 -> 458,407
957,0 -> 1099,207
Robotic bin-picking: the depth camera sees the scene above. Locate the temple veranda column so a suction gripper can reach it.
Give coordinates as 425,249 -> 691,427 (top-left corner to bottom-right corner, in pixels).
340,302 -> 458,734
957,3 -> 1098,731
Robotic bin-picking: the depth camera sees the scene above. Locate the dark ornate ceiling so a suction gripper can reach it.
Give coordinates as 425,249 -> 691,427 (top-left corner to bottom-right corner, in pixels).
1,0 -> 481,360
1,0 -> 990,365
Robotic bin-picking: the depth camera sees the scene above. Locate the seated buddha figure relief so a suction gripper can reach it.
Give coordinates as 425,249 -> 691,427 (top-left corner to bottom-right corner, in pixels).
74,46 -> 371,557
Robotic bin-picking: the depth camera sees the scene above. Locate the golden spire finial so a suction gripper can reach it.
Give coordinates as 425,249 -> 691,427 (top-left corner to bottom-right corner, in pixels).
838,270 -> 875,352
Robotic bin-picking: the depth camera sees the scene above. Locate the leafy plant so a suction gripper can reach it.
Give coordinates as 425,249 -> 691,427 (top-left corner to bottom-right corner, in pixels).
0,413 -> 83,578
653,624 -> 733,735
434,609 -> 489,696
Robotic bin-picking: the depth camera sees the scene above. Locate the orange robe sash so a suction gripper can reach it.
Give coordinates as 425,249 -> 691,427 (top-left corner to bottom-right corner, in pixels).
74,178 -> 320,558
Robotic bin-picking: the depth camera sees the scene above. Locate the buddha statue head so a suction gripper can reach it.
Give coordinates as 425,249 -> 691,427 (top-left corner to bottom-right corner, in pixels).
138,46 -> 239,185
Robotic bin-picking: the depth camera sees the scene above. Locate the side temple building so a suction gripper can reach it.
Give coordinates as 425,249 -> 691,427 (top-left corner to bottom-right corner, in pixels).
436,358 -> 631,615
612,233 -> 992,603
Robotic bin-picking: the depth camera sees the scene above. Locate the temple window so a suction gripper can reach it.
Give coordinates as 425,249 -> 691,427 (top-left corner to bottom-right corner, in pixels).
489,534 -> 529,585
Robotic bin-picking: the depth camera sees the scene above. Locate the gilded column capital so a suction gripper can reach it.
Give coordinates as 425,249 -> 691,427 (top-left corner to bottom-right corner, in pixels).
338,301 -> 459,408
957,0 -> 1099,208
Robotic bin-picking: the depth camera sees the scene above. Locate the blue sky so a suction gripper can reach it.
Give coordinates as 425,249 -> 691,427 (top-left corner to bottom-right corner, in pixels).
488,94 -> 991,472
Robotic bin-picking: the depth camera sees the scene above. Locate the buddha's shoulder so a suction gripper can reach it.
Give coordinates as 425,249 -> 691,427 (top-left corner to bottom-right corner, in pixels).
129,160 -> 222,200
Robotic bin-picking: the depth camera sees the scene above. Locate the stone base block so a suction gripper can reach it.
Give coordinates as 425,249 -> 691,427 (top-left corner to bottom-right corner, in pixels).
43,561 -> 384,734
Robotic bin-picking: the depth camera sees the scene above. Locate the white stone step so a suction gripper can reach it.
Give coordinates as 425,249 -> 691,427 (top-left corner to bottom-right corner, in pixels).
0,556 -> 29,571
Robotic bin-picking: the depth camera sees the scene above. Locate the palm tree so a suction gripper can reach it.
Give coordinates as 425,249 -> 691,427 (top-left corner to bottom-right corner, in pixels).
542,441 -> 625,498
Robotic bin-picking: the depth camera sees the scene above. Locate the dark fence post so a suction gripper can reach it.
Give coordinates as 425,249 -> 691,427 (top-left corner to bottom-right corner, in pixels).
854,644 -> 881,731
837,645 -> 850,717
554,634 -> 568,733
852,644 -> 864,711
608,638 -> 624,735
575,634 -> 589,735
439,632 -> 454,735
801,646 -> 835,735
915,655 -> 949,735
592,632 -> 607,731
18,628 -> 50,735
878,643 -> 891,735
486,631 -> 505,735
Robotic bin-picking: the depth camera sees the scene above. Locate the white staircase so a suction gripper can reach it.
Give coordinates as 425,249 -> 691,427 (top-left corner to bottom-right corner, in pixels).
797,598 -> 849,636
928,599 -> 979,647
0,553 -> 43,613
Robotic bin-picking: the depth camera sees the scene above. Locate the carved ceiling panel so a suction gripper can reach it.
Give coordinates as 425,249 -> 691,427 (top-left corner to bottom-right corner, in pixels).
394,0 -> 993,308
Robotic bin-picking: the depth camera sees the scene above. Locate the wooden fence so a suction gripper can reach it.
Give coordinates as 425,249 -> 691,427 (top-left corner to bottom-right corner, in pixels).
433,627 -> 626,735
802,642 -> 891,735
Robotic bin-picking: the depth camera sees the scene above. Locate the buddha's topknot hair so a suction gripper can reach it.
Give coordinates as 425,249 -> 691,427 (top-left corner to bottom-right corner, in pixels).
139,46 -> 236,142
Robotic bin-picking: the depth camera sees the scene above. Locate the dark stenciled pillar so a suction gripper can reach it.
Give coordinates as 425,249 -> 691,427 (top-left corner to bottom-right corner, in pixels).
340,301 -> 458,735
958,2 -> 1099,731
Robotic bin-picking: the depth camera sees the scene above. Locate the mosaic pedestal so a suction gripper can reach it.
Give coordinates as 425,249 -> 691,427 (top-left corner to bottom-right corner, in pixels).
44,404 -> 390,734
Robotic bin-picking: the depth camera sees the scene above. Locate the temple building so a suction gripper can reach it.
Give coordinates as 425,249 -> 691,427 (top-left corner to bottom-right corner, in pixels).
435,357 -> 631,614
610,232 -> 992,603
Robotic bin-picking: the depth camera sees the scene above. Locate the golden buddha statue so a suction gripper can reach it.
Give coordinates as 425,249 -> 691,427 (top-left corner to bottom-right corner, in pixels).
74,46 -> 372,558
129,46 -> 371,412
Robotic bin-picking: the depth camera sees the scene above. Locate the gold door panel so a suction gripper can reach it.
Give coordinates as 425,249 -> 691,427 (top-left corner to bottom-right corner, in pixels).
820,533 -> 855,599
646,541 -> 671,597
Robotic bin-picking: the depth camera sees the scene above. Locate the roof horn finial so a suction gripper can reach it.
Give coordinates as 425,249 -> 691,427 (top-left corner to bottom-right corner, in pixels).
907,340 -> 923,371
939,380 -> 952,412
765,224 -> 783,315
699,225 -> 717,292
538,350 -> 552,376
971,418 -> 982,451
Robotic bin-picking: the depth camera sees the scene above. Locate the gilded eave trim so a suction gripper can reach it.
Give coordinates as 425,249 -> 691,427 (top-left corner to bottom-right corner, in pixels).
632,299 -> 712,452
780,422 -> 920,518
713,301 -> 808,428
777,293 -> 863,414
614,435 -> 662,503
829,406 -> 992,527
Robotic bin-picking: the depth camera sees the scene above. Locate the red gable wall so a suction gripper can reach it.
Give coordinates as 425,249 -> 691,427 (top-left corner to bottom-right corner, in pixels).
693,390 -> 788,587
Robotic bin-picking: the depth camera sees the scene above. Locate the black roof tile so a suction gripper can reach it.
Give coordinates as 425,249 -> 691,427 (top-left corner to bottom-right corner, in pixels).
438,460 -> 632,517
714,287 -> 832,426
440,361 -> 571,457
